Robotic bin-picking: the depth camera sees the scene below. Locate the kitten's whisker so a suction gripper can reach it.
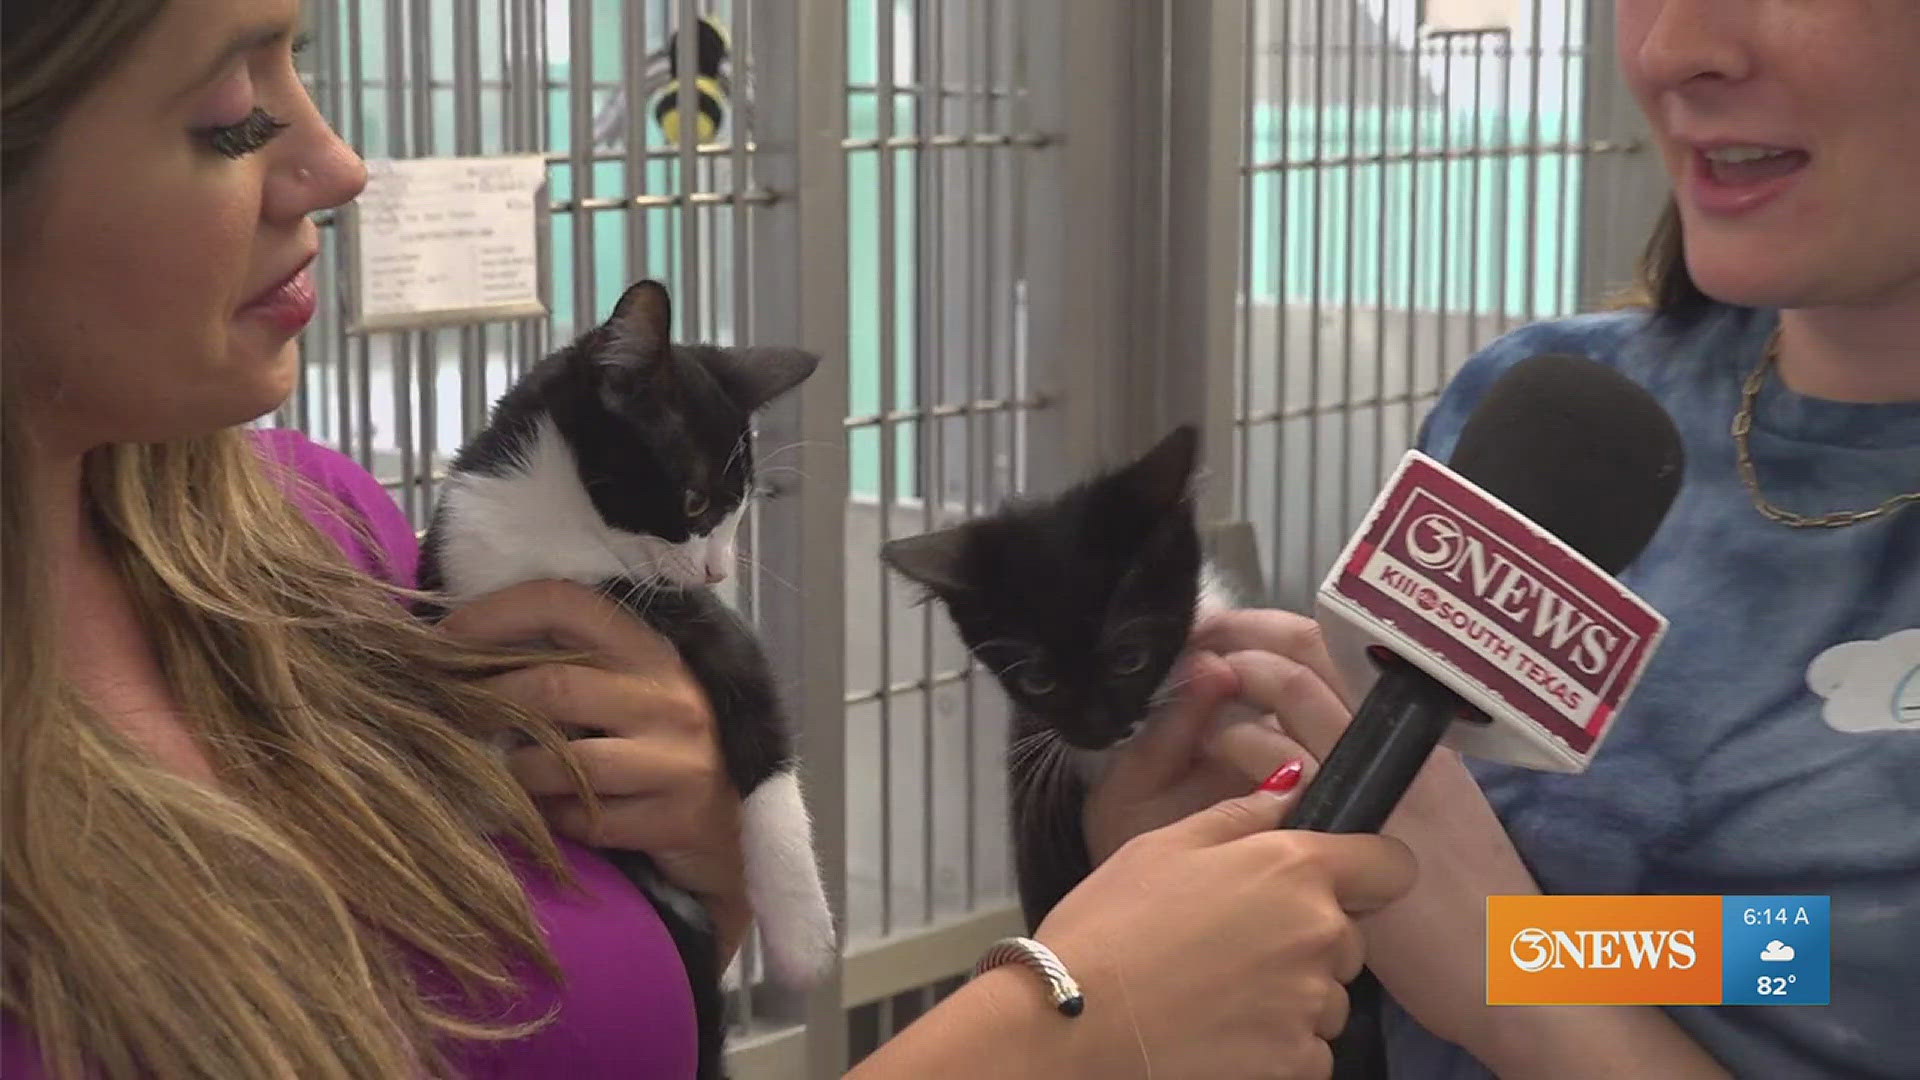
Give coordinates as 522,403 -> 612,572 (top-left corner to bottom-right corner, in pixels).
632,582 -> 670,621
586,539 -> 673,614
1148,671 -> 1201,709
611,574 -> 665,613
1007,728 -> 1050,770
1009,727 -> 1054,750
970,639 -> 1025,652
1029,739 -> 1074,831
1008,743 -> 1048,775
755,439 -> 832,466
586,538 -> 681,621
1055,752 -> 1078,817
1016,733 -> 1054,785
995,657 -> 1036,678
1007,729 -> 1058,773
733,554 -> 800,596
1011,738 -> 1062,827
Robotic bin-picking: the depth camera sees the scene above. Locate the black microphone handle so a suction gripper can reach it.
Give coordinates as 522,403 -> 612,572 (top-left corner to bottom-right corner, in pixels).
1282,653 -> 1462,834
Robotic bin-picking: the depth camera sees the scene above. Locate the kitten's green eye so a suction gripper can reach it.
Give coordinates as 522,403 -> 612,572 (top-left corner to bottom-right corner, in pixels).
1016,669 -> 1056,697
1110,646 -> 1150,676
684,490 -> 709,518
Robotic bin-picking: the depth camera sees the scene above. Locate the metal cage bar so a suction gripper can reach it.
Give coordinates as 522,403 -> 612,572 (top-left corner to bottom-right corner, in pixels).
745,0 -> 850,1069
1226,0 -> 1649,611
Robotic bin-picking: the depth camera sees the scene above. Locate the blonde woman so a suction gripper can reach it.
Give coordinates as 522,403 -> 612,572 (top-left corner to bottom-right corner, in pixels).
1,2 -> 1418,1077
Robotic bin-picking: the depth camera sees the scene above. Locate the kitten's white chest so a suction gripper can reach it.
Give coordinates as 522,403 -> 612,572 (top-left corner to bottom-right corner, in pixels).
434,416 -> 739,600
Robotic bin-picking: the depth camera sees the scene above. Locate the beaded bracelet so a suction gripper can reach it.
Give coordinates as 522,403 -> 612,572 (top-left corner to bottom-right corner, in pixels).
972,936 -> 1085,1017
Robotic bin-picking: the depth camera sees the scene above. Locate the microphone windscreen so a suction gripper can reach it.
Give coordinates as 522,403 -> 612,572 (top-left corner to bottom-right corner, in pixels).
1448,354 -> 1685,575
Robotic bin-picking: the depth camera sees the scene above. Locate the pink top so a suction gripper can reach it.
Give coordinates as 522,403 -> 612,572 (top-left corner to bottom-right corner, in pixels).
1,430 -> 699,1078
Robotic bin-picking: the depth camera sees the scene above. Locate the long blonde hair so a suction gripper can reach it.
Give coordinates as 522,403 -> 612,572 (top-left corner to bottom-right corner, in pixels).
3,4 -> 594,1077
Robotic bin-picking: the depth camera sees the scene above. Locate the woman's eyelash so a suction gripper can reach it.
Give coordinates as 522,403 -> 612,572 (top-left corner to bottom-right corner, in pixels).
198,107 -> 289,158
292,32 -> 312,56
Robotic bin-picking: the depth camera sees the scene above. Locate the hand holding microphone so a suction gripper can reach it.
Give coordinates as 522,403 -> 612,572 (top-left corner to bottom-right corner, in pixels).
1191,353 -> 1691,1064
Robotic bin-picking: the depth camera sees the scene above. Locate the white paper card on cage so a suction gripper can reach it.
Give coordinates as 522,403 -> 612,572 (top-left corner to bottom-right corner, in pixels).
349,155 -> 548,333
1423,0 -> 1519,32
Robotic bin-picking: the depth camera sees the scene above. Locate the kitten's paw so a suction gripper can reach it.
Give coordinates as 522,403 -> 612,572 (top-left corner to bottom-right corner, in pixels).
758,904 -> 839,988
743,770 -> 840,988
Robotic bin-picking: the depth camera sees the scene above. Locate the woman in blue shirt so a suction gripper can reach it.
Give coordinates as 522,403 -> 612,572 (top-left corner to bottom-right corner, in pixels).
1095,0 -> 1918,1075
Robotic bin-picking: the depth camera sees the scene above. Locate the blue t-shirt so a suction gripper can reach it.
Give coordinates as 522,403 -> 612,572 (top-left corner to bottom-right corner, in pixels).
1388,305 -> 1920,1079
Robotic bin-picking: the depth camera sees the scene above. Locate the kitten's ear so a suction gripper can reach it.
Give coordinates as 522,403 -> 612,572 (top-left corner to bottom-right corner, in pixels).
1120,424 -> 1201,510
880,528 -> 970,597
607,279 -> 673,354
710,346 -> 823,412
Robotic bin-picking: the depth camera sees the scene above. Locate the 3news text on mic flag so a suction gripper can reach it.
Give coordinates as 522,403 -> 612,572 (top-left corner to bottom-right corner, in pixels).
1317,450 -> 1668,774
1486,895 -> 1832,1006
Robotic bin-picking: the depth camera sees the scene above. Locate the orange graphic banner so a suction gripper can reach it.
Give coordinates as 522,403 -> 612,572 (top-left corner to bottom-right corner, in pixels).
1487,895 -> 1724,1005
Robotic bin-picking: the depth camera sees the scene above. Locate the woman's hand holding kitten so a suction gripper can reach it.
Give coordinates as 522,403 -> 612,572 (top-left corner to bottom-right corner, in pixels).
1083,649 -> 1316,864
438,580 -> 753,962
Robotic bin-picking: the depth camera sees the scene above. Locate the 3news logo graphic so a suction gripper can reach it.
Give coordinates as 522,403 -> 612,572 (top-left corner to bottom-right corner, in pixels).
1488,896 -> 1722,1005
1487,896 -> 1831,1006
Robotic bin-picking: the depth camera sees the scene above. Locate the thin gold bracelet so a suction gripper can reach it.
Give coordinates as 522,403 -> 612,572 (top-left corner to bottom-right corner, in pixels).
972,936 -> 1085,1018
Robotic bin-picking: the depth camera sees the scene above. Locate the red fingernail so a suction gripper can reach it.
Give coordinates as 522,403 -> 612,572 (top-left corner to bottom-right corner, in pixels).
1258,760 -> 1304,794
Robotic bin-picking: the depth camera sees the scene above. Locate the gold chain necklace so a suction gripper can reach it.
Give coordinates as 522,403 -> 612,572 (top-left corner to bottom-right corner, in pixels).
1731,329 -> 1920,528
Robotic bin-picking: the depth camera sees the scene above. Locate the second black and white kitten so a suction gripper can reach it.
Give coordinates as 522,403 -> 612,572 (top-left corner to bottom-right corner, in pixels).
881,424 -> 1387,1080
417,279 -> 835,1080
879,425 -> 1236,928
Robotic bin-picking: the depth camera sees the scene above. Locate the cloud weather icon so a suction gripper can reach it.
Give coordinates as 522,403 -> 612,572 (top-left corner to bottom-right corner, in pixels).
1761,941 -> 1796,963
1805,629 -> 1920,734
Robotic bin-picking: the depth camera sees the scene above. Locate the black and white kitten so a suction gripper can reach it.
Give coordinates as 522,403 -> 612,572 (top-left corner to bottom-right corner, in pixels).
878,425 -> 1236,929
880,424 -> 1387,1080
417,279 -> 835,1079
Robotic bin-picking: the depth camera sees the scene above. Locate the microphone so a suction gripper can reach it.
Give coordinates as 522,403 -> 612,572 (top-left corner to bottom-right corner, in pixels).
1285,353 -> 1685,834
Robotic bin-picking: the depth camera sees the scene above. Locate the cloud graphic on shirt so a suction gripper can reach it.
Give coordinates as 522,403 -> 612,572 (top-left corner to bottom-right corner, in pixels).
1761,940 -> 1796,962
1806,629 -> 1920,734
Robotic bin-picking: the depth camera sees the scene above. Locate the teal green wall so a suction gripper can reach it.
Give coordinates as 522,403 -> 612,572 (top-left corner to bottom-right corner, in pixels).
1247,103 -> 1583,317
845,0 -> 920,502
